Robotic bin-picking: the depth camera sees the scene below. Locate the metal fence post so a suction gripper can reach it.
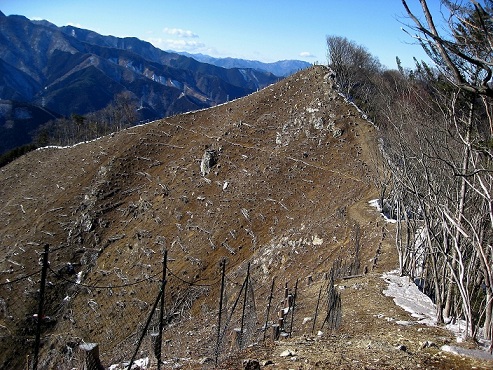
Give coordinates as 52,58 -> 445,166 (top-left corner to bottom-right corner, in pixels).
156,249 -> 167,370
32,244 -> 49,370
239,262 -> 250,349
312,285 -> 323,334
127,262 -> 166,370
289,279 -> 298,338
214,259 -> 226,366
263,277 -> 275,343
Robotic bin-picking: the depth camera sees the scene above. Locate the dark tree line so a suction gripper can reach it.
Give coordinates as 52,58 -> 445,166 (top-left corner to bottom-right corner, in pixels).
327,0 -> 493,348
35,91 -> 140,147
0,143 -> 37,168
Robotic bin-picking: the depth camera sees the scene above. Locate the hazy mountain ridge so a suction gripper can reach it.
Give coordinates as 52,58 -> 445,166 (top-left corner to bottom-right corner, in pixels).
0,13 -> 276,113
178,52 -> 312,76
54,26 -> 311,77
0,12 -> 286,154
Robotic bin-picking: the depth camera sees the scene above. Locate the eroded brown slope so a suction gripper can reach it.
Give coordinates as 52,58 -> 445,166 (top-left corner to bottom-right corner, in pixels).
0,65 -> 427,369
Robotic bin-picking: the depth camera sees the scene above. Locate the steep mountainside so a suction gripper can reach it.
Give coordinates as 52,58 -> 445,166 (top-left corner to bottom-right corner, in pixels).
0,13 -> 278,117
0,13 -> 282,154
0,66 -> 490,369
0,100 -> 59,154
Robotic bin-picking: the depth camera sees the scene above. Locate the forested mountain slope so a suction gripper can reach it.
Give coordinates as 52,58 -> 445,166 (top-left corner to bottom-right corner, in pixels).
0,12 -> 280,155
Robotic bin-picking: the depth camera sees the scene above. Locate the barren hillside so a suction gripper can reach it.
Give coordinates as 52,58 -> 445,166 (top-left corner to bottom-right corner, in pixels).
0,65 -> 491,369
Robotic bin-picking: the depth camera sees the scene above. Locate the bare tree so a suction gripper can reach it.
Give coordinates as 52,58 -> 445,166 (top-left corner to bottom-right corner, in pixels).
398,0 -> 493,342
36,91 -> 140,147
402,0 -> 493,98
326,35 -> 382,116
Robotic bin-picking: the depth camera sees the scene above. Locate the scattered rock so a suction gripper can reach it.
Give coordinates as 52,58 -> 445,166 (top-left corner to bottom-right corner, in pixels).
332,126 -> 343,138
421,340 -> 437,349
396,344 -> 407,352
311,234 -> 323,245
200,149 -> 218,176
302,317 -> 312,325
280,349 -> 296,357
242,359 -> 260,370
199,356 -> 213,364
261,359 -> 274,366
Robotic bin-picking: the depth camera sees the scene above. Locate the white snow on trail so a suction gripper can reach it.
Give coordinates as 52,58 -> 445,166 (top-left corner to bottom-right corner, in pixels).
382,271 -> 436,325
368,199 -> 397,223
383,270 -> 493,361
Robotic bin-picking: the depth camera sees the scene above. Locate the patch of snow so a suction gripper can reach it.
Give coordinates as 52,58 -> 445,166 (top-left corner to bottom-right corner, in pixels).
133,357 -> 149,368
181,79 -> 276,116
238,68 -> 248,81
151,74 -> 167,84
368,198 -> 381,211
36,118 -> 161,153
441,345 -> 493,361
109,357 -> 149,370
395,320 -> 413,326
369,199 -> 397,223
337,91 -> 377,128
383,271 -> 438,326
383,270 -> 493,360
168,79 -> 183,89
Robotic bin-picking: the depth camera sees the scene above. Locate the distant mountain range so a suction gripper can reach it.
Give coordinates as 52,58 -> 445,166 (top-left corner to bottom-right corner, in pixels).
0,11 -> 309,155
177,52 -> 311,77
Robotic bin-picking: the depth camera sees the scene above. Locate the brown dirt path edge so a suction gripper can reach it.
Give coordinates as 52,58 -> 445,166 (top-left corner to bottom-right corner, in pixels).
216,195 -> 493,369
217,272 -> 493,369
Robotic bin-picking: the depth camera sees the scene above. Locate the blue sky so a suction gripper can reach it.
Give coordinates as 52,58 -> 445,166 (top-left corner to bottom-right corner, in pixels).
2,0 -> 439,69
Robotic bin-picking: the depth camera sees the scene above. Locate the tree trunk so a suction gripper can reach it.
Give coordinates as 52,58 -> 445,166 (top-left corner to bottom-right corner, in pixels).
444,98 -> 473,319
396,197 -> 404,276
485,292 -> 493,341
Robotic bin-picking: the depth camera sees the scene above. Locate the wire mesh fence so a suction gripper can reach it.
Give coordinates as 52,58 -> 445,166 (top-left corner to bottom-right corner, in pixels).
0,266 -> 43,370
0,243 -> 357,369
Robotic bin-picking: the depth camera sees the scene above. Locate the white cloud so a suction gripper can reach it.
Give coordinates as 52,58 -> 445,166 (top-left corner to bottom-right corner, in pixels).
299,51 -> 316,58
166,39 -> 204,49
163,27 -> 198,38
147,37 -> 205,52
